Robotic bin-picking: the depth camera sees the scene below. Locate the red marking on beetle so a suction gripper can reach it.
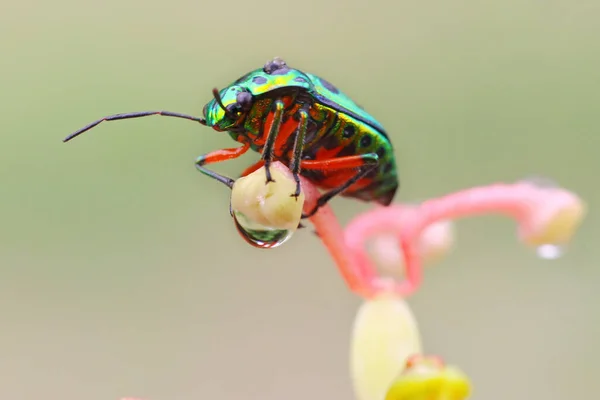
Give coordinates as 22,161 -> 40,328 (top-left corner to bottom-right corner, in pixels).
314,143 -> 345,162
273,118 -> 300,158
254,113 -> 273,147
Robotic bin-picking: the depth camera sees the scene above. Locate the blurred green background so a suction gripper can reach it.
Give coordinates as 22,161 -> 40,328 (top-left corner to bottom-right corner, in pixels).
1,0 -> 598,399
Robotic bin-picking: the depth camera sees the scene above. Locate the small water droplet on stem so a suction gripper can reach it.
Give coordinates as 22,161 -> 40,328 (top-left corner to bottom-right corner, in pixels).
520,175 -> 559,189
536,244 -> 565,260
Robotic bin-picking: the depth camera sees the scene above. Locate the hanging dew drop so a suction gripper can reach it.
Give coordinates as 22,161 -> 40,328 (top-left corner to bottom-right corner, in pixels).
535,244 -> 565,260
520,175 -> 559,188
524,176 -> 557,188
228,161 -> 305,249
232,210 -> 295,249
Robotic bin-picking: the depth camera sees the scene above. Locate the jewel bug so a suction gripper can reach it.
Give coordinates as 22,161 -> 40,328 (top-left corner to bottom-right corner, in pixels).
63,57 -> 399,245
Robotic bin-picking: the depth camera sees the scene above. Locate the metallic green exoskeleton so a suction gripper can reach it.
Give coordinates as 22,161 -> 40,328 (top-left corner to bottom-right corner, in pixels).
202,57 -> 399,210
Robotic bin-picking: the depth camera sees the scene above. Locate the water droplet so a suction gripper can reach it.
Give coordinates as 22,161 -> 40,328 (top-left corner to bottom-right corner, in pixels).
536,244 -> 565,260
232,210 -> 295,249
520,175 -> 559,188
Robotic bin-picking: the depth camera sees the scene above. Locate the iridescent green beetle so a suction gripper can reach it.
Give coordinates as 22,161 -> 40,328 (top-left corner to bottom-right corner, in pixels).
64,57 -> 399,247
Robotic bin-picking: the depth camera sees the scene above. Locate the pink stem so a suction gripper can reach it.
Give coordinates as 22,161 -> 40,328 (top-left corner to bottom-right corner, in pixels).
309,205 -> 372,295
296,169 -> 372,296
305,179 -> 574,299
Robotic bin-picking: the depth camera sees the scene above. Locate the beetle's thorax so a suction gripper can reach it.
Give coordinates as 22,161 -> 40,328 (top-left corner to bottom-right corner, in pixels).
229,91 -> 312,152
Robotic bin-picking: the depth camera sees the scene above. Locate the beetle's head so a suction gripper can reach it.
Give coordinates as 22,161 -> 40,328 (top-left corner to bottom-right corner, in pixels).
203,85 -> 253,131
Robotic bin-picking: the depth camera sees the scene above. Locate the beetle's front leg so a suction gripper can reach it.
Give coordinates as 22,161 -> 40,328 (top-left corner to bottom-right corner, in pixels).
194,142 -> 251,188
288,106 -> 309,199
260,99 -> 285,184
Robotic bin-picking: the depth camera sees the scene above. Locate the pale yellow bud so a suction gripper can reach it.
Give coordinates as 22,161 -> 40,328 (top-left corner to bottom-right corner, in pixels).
419,220 -> 455,264
230,162 -> 305,248
520,189 -> 586,247
351,294 -> 423,400
370,234 -> 403,274
371,220 -> 455,279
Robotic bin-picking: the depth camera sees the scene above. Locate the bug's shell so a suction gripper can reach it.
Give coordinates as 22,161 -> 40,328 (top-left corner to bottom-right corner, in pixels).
228,63 -> 388,138
203,58 -> 399,207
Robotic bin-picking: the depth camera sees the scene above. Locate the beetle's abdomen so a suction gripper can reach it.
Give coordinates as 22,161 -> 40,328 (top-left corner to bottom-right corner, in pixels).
301,104 -> 399,205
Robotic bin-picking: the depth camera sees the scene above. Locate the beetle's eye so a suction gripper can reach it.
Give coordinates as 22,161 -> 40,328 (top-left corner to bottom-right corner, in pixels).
225,104 -> 240,117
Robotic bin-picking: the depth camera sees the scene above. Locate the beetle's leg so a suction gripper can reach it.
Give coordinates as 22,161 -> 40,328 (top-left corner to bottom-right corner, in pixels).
300,154 -> 379,171
195,142 -> 251,188
241,105 -> 307,196
260,99 -> 285,184
288,107 -> 309,199
299,153 -> 379,218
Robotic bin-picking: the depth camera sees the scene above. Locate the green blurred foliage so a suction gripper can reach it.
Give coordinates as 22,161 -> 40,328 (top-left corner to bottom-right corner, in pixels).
0,0 -> 598,399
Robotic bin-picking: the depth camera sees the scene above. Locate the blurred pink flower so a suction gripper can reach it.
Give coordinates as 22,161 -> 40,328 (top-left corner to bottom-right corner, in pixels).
300,170 -> 586,299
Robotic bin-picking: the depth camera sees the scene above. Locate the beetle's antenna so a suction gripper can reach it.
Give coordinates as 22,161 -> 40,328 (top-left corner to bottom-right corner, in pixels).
62,111 -> 207,142
212,88 -> 232,115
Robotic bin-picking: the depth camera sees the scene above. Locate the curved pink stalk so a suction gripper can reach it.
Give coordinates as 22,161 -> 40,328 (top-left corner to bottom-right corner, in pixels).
301,176 -> 585,299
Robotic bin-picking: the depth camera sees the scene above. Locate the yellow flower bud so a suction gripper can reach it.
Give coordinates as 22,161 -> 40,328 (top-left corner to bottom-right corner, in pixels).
385,356 -> 472,400
521,189 -> 586,247
351,294 -> 423,400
